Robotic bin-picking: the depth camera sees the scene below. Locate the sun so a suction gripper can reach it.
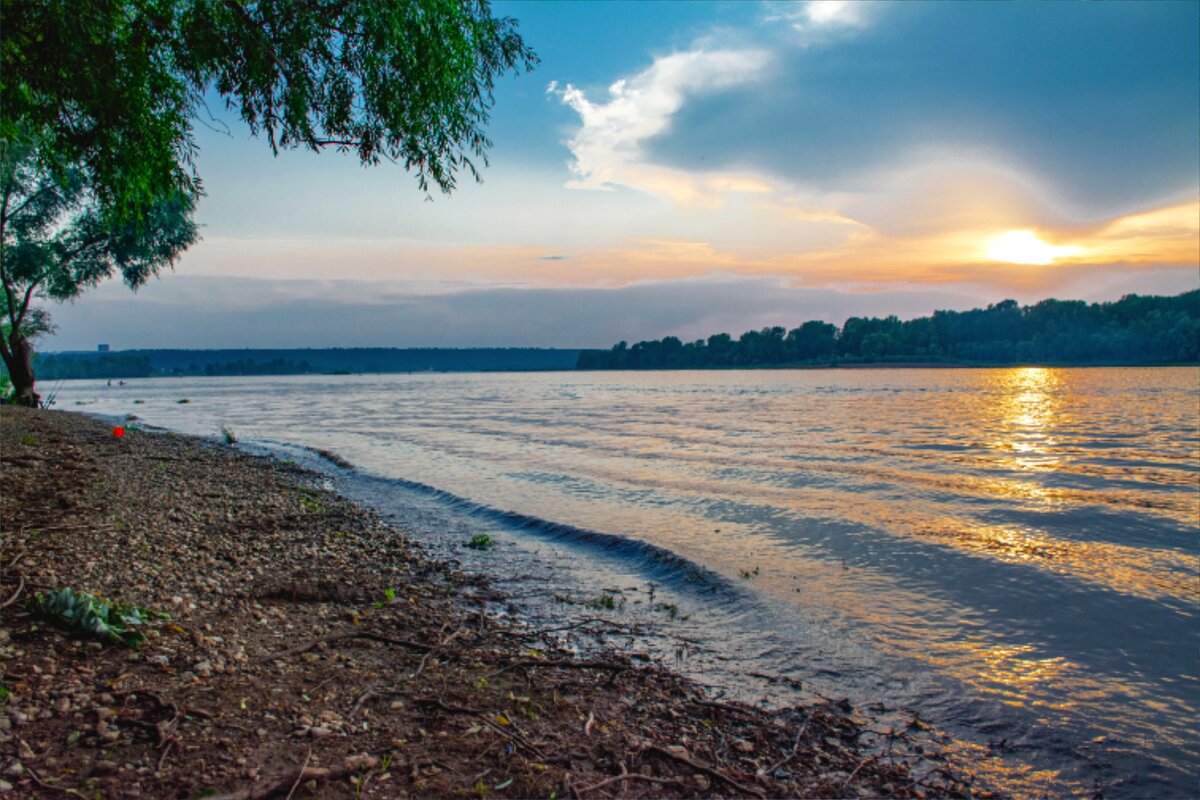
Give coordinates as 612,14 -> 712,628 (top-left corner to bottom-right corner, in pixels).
986,230 -> 1083,265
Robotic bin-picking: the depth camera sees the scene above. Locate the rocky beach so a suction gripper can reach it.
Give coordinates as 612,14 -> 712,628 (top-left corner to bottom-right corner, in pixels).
0,406 -> 972,799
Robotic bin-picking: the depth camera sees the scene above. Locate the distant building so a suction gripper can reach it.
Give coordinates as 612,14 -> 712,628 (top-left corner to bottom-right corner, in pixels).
97,344 -> 110,352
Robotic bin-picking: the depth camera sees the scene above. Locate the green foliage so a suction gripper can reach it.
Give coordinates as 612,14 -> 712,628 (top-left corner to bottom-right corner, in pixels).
0,129 -> 199,300
1,2 -> 536,403
0,128 -> 198,404
219,425 -> 237,444
29,587 -> 166,648
373,587 -> 397,608
587,594 -> 618,611
2,0 -> 538,221
578,290 -> 1200,369
466,533 -> 494,550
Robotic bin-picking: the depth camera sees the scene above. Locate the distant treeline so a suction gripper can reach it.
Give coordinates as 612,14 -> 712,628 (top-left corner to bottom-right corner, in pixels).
32,354 -> 154,380
577,291 -> 1200,370
21,348 -> 582,381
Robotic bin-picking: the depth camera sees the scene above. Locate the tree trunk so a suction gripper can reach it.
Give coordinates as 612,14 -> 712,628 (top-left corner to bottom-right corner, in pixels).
3,333 -> 40,408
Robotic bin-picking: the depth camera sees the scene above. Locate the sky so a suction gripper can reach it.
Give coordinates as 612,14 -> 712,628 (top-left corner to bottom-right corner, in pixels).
48,0 -> 1200,350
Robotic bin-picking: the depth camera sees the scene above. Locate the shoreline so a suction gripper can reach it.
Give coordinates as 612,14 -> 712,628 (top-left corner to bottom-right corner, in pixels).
0,407 -> 975,798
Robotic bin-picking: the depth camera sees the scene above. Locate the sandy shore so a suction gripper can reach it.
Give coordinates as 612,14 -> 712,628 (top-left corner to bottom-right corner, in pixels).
0,406 -> 974,799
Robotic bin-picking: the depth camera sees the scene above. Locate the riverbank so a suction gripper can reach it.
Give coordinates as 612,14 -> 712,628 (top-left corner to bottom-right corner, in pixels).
0,406 -> 975,799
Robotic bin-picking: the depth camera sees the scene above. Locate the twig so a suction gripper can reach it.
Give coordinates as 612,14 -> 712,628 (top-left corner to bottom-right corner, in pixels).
310,672 -> 341,695
23,764 -> 89,798
644,744 -> 765,799
485,657 -> 632,681
578,762 -> 684,795
349,689 -> 378,718
839,755 -> 877,789
539,617 -> 642,635
0,576 -> 25,609
207,763 -> 354,800
247,628 -> 432,666
156,738 -> 177,772
284,749 -> 312,800
765,714 -> 812,775
428,697 -> 548,761
413,628 -> 465,679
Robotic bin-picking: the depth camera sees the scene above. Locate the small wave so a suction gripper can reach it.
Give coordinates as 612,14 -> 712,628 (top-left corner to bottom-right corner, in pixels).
250,438 -> 741,597
358,472 -> 740,597
311,447 -> 354,469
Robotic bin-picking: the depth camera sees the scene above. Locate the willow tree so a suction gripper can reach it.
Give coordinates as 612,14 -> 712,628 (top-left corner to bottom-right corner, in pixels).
0,0 -> 536,402
0,132 -> 198,406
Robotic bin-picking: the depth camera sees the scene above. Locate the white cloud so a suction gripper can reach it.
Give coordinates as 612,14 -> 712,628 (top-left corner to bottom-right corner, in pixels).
554,48 -> 773,208
804,1 -> 868,28
762,0 -> 876,44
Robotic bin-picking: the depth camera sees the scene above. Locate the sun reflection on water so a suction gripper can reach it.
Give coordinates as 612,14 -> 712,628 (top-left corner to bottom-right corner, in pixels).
991,367 -> 1065,472
970,642 -> 1072,703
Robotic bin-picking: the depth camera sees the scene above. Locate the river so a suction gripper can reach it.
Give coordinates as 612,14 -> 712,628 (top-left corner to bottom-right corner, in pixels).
54,367 -> 1199,797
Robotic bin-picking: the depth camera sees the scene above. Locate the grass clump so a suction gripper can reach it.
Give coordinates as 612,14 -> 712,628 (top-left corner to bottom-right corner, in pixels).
219,425 -> 237,444
289,485 -> 324,513
587,594 -> 618,611
29,587 -> 166,648
466,533 -> 494,550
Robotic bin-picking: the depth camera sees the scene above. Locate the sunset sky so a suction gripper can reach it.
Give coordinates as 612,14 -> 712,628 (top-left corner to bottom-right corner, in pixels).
48,0 -> 1199,350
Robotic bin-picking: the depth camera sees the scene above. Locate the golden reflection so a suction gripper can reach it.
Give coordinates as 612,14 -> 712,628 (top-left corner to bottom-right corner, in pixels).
966,642 -> 1072,705
908,516 -> 1198,603
992,367 -> 1064,473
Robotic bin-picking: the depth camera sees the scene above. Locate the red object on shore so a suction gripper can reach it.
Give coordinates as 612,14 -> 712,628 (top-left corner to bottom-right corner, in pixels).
113,427 -> 125,438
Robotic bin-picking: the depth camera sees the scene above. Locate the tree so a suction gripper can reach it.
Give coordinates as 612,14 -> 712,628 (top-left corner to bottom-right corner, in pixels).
786,320 -> 837,361
0,131 -> 198,406
1,0 -> 536,402
1,0 -> 539,221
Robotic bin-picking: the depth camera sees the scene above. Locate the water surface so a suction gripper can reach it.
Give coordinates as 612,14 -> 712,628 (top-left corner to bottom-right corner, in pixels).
56,367 -> 1199,797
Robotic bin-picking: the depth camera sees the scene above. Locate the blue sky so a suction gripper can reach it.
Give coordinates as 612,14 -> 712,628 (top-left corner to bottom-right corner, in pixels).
48,1 -> 1199,350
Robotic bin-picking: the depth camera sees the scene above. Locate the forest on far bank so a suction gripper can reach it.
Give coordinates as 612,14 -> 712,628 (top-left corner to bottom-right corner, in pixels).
577,290 -> 1200,370
15,348 -> 582,381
